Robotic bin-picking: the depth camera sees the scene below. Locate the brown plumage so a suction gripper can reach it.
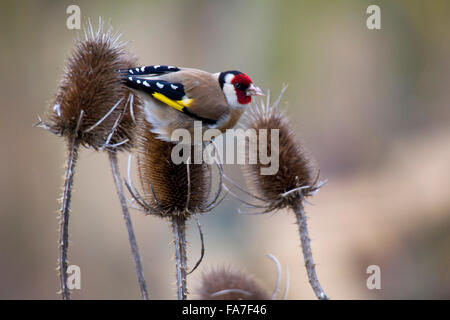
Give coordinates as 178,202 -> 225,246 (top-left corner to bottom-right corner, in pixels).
135,114 -> 211,218
244,89 -> 316,209
45,22 -> 139,151
197,266 -> 270,300
160,69 -> 231,121
122,67 -> 262,142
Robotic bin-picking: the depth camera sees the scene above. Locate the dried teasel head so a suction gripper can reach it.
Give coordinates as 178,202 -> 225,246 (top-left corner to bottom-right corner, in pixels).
242,88 -> 329,300
129,114 -> 222,219
243,87 -> 323,211
127,112 -> 226,300
197,266 -> 270,300
41,20 -> 139,151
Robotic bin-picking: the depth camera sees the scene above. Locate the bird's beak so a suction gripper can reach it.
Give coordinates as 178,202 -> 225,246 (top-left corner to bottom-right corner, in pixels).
246,84 -> 265,96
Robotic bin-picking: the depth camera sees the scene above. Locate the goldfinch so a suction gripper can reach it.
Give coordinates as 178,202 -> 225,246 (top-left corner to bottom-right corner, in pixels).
119,65 -> 263,142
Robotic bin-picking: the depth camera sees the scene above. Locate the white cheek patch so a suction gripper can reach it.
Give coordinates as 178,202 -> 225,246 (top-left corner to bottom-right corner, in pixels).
222,73 -> 247,109
224,73 -> 234,83
223,83 -> 238,107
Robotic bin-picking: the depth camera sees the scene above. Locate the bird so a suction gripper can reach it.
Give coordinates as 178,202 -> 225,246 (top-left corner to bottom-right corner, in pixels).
118,65 -> 264,142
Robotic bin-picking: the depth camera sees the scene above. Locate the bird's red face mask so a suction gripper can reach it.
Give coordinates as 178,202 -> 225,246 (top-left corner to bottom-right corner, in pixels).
232,73 -> 264,104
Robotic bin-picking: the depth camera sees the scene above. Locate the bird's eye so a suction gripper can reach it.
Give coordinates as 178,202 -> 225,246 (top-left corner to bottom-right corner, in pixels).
234,83 -> 243,90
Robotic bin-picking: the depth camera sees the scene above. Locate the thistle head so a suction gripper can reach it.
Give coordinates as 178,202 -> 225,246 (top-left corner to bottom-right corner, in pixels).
197,266 -> 270,300
44,20 -> 139,151
133,115 -> 214,219
243,87 -> 320,210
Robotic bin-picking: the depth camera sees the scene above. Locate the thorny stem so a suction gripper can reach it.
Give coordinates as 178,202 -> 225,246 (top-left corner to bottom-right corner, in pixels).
108,151 -> 149,300
59,135 -> 80,300
172,216 -> 188,300
292,201 -> 329,300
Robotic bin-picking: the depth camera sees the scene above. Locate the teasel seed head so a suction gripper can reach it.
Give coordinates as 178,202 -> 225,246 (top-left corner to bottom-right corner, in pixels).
243,87 -> 320,210
197,266 -> 270,300
129,115 -> 224,300
44,20 -> 139,151
132,114 -> 214,219
242,88 -> 329,300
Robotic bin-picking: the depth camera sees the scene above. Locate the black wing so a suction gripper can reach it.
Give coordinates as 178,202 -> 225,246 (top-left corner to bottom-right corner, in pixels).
118,65 -> 180,77
123,76 -> 186,101
122,75 -> 217,124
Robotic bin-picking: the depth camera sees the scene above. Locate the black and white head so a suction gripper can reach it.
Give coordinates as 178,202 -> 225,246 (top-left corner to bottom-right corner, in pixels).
217,71 -> 264,108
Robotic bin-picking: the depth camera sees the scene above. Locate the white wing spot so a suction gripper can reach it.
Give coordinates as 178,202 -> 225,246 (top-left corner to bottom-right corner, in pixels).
135,68 -> 140,72
143,81 -> 150,87
168,66 -> 175,69
170,84 -> 178,90
128,76 -> 133,81
136,79 -> 141,84
129,69 -> 134,74
140,66 -> 145,72
156,82 -> 164,89
154,65 -> 160,69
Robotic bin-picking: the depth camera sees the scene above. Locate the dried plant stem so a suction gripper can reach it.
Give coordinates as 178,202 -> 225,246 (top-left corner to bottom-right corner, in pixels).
292,201 -> 329,300
108,151 -> 149,300
58,135 -> 80,300
172,216 -> 187,300
187,219 -> 204,275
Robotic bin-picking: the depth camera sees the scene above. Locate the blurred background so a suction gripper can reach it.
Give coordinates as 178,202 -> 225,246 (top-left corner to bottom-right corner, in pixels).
0,0 -> 449,299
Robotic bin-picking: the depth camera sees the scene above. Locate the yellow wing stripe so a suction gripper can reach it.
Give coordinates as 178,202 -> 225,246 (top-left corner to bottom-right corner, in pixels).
151,92 -> 193,112
152,92 -> 184,111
